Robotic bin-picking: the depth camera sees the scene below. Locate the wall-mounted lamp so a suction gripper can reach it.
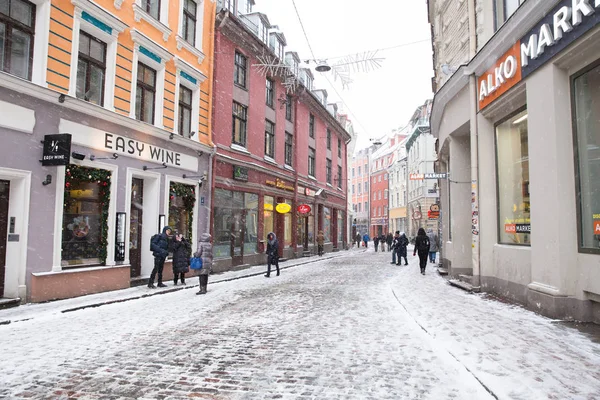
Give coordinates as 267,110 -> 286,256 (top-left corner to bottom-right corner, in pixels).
169,132 -> 175,140
42,174 -> 52,186
90,153 -> 118,161
189,131 -> 196,138
71,151 -> 86,160
183,171 -> 208,187
197,150 -> 204,157
58,94 -> 66,103
143,162 -> 167,171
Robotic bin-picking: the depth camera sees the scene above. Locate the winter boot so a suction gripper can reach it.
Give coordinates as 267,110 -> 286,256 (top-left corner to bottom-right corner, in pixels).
148,283 -> 156,289
158,282 -> 167,288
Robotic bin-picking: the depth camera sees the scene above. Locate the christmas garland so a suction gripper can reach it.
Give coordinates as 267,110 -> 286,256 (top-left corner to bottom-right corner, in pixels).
64,165 -> 111,264
169,182 -> 196,241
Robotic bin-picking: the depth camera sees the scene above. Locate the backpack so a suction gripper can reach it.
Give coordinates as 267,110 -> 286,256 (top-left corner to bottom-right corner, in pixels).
150,234 -> 160,251
418,236 -> 430,252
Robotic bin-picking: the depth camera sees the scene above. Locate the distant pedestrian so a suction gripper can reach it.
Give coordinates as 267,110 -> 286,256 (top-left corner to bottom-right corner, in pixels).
362,233 -> 370,248
172,233 -> 191,285
265,232 -> 280,277
413,228 -> 431,275
427,228 -> 440,264
317,230 -> 325,256
194,233 -> 213,295
355,233 -> 361,248
374,235 -> 380,252
379,234 -> 387,252
148,226 -> 172,288
393,231 -> 409,266
386,232 -> 393,252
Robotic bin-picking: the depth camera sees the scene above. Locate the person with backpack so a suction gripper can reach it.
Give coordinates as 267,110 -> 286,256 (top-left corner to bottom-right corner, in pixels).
265,232 -> 280,277
413,228 -> 431,275
171,233 -> 191,285
149,226 -> 172,288
194,233 -> 213,295
426,228 -> 440,264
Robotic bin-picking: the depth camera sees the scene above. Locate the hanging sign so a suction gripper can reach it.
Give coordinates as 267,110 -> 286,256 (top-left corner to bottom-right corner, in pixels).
275,203 -> 291,214
297,204 -> 311,214
41,134 -> 72,166
233,165 -> 248,181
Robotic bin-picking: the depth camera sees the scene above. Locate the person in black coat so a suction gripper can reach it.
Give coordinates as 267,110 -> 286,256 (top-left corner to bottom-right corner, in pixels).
149,226 -> 172,288
397,232 -> 409,265
413,228 -> 431,275
265,232 -> 280,277
373,235 -> 380,252
172,233 -> 191,285
386,233 -> 393,252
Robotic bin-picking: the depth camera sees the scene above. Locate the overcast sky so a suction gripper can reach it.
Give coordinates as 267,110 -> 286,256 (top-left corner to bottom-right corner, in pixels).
253,0 -> 434,151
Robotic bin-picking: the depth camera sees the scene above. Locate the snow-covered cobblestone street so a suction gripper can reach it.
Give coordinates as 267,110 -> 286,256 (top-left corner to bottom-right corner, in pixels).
0,248 -> 599,399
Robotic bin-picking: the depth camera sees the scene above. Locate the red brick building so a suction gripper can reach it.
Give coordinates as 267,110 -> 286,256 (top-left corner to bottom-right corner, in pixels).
370,148 -> 394,238
211,5 -> 350,270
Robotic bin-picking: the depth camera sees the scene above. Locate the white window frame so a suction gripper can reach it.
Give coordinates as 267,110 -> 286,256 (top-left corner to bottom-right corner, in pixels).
28,0 -> 51,86
173,56 -> 207,138
130,29 -> 173,129
132,0 -> 172,41
69,0 -> 127,112
176,0 -> 206,64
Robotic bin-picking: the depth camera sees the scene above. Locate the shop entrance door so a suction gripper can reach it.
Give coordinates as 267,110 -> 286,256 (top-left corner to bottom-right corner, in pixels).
0,180 -> 9,298
129,178 -> 144,277
230,211 -> 245,266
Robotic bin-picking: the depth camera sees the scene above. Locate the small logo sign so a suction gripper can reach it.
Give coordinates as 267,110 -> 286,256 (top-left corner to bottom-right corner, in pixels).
42,134 -> 72,166
298,204 -> 311,214
233,165 -> 248,181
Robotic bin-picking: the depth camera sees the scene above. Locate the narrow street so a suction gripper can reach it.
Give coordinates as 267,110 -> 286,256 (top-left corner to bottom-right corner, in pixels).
1,248 -> 599,400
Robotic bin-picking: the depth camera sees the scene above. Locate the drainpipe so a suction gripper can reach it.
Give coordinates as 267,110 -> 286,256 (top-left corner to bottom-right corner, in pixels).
468,0 -> 480,288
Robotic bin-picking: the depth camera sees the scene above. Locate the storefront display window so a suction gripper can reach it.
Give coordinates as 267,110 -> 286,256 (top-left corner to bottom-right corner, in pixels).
284,199 -> 292,247
264,195 -> 274,241
308,214 -> 314,244
168,182 -> 196,241
245,193 -> 258,254
495,109 -> 530,245
61,165 -> 111,267
574,63 -> 600,250
323,206 -> 331,242
337,210 -> 344,244
213,189 -> 257,258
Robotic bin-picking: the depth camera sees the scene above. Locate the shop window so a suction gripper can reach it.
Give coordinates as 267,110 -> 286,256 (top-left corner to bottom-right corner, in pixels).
232,101 -> 247,147
135,63 -> 156,124
263,195 -> 274,242
264,119 -> 275,158
284,199 -> 292,247
61,165 -> 111,267
573,62 -> 600,250
495,109 -> 530,245
0,0 -> 35,80
168,182 -> 196,241
323,206 -> 331,242
213,189 -> 257,258
76,31 -> 106,106
337,211 -> 344,244
234,51 -> 247,88
285,132 -> 293,166
244,193 -> 258,254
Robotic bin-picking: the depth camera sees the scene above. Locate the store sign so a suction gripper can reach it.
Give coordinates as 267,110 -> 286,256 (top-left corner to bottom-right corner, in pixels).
412,210 -> 422,220
478,43 -> 522,110
428,211 -> 440,220
505,223 -> 531,234
275,203 -> 291,214
59,119 -> 199,171
233,165 -> 248,181
266,178 -> 295,192
305,188 -> 315,196
42,134 -> 72,166
410,173 -> 447,180
298,204 -> 311,214
479,0 -> 600,109
594,219 -> 600,234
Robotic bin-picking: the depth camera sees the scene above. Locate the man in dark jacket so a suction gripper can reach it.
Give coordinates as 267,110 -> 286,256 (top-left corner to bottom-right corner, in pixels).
386,232 -> 393,252
265,232 -> 280,277
149,226 -> 172,288
413,228 -> 431,275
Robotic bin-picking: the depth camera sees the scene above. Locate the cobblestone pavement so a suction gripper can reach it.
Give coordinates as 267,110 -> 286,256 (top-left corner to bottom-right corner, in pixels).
0,249 -> 598,399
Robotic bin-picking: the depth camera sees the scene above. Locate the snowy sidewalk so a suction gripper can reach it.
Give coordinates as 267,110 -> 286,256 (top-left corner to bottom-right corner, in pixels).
389,256 -> 600,400
0,248 -> 359,325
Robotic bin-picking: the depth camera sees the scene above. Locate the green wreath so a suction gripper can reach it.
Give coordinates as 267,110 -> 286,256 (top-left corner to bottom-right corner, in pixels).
64,165 -> 111,264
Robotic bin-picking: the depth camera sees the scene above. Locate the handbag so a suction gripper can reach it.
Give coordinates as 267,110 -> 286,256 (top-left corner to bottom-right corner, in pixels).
190,257 -> 203,270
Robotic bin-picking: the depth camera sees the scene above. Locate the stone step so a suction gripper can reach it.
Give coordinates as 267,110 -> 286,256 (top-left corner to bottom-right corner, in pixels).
0,297 -> 21,310
459,274 -> 474,285
448,279 -> 480,293
437,267 -> 448,276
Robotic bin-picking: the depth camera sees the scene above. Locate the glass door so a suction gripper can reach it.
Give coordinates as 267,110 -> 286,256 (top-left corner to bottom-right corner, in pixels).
129,178 -> 143,277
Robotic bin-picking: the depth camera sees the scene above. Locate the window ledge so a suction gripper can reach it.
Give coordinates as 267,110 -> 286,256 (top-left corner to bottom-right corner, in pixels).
132,4 -> 171,41
231,143 -> 251,154
35,264 -> 127,276
326,183 -> 333,187
176,35 -> 206,64
284,164 -> 294,172
264,155 -> 278,165
308,175 -> 317,181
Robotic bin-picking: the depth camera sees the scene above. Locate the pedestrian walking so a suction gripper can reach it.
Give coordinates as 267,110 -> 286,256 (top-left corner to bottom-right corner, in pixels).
194,233 -> 213,295
427,228 -> 440,264
265,232 -> 280,277
355,233 -> 361,248
172,233 -> 191,285
317,230 -> 325,256
148,226 -> 172,288
386,232 -> 393,252
380,233 -> 387,252
397,232 -> 408,265
374,235 -> 380,252
391,231 -> 400,264
362,233 -> 370,248
413,228 -> 431,275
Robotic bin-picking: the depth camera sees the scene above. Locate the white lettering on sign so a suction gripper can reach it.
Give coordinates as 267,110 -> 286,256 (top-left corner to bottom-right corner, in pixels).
59,119 -> 198,172
479,55 -> 517,102
521,0 -> 600,68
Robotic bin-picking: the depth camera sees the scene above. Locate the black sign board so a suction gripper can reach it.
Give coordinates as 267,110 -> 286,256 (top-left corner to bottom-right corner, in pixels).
42,134 -> 72,166
515,224 -> 531,233
233,165 -> 248,181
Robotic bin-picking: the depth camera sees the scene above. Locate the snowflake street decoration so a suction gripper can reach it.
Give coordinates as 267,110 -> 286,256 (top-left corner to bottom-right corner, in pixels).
253,54 -> 300,94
